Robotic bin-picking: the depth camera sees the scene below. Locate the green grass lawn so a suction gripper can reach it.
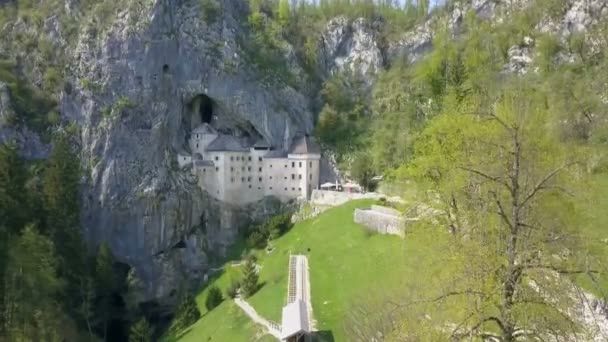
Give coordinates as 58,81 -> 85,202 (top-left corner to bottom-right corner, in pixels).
174,199 -> 446,342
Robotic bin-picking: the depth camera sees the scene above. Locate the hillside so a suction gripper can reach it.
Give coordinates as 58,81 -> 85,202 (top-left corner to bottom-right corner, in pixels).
170,199 -> 448,341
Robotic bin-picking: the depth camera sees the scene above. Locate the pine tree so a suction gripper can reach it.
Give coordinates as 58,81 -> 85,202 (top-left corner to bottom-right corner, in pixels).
170,292 -> 201,334
129,318 -> 153,342
95,242 -> 115,340
241,259 -> 259,298
205,286 -> 223,311
3,225 -> 64,341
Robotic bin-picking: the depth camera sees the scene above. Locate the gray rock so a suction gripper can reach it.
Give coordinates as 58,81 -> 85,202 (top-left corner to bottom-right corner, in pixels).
319,16 -> 384,84
62,0 -> 310,303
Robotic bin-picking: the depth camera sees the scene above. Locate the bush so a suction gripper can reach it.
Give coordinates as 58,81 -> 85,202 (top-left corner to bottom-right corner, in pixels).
226,279 -> 240,299
170,293 -> 201,334
246,230 -> 266,249
240,259 -> 259,298
205,285 -> 223,311
200,0 -> 219,24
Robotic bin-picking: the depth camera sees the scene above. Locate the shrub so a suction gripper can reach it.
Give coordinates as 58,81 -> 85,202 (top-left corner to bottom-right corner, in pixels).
205,286 -> 223,311
246,230 -> 266,249
200,0 -> 219,24
240,259 -> 259,298
170,293 -> 201,334
226,279 -> 240,299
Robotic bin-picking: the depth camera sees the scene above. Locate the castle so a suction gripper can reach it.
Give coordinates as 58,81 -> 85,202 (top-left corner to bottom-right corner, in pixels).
177,124 -> 321,205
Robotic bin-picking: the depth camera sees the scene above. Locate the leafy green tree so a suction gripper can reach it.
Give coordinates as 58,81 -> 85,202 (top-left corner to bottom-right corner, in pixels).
0,143 -> 29,232
226,279 -> 241,299
170,293 -> 201,334
3,225 -> 64,341
350,152 -> 375,191
205,286 -> 223,311
397,82 -> 599,341
129,318 -> 153,342
241,259 -> 259,298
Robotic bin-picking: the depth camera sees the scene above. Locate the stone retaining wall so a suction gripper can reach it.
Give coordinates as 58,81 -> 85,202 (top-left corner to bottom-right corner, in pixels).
354,207 -> 406,237
310,189 -> 403,207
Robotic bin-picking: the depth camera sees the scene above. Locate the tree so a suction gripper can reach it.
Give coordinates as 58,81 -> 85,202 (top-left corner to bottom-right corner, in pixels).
397,82 -> 598,340
350,152 -> 375,191
129,318 -> 153,342
3,225 -> 64,341
170,292 -> 201,334
43,133 -> 87,317
241,259 -> 259,298
205,286 -> 223,311
95,242 -> 115,340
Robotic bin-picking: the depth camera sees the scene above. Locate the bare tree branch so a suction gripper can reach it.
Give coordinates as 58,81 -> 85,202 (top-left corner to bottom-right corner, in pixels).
520,163 -> 575,208
459,166 -> 512,192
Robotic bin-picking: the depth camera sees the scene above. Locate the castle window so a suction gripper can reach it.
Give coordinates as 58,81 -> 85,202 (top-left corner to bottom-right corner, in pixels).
247,177 -> 251,182
309,174 -> 312,180
231,177 -> 234,183
285,188 -> 288,191
215,167 -> 219,171
284,177 -> 287,180
249,185 -> 252,189
258,187 -> 261,190
230,167 -> 234,172
291,174 -> 295,180
241,177 -> 245,182
196,134 -> 199,139
284,164 -> 287,168
196,143 -> 199,148
270,164 -> 273,168
248,156 -> 252,161
203,168 -> 206,172
270,176 -> 273,179
231,156 -> 234,161
248,166 -> 251,171
292,162 -> 295,168
292,188 -> 295,191
299,162 -> 302,167
259,157 -> 262,162
258,167 -> 262,172
298,187 -> 301,191
242,167 -> 245,171
309,162 -> 312,167
215,156 -> 219,161
236,156 -> 240,161
259,177 -> 262,182
298,174 -> 302,180
270,186 -> 273,190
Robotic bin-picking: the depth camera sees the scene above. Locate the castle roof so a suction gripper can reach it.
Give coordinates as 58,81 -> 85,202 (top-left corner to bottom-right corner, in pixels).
192,123 -> 217,135
206,135 -> 249,152
288,136 -> 320,155
264,150 -> 288,159
194,160 -> 214,167
253,138 -> 271,149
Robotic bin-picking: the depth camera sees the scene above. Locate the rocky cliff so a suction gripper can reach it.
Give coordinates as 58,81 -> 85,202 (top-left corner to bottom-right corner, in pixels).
1,0 -> 607,305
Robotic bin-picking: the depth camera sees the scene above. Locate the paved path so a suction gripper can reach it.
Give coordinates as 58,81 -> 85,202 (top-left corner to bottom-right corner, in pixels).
234,297 -> 282,340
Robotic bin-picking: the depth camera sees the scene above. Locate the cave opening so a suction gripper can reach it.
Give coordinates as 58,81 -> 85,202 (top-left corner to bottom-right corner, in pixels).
162,64 -> 170,74
189,94 -> 214,130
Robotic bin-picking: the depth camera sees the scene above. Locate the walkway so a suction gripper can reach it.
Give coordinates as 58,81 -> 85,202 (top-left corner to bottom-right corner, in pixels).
234,297 -> 282,339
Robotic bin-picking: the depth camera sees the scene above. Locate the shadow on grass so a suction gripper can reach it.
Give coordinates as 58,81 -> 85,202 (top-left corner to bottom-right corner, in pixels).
311,330 -> 335,342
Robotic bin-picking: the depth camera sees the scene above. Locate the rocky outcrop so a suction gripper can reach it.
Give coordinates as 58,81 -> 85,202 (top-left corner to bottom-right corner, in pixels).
60,0 -> 310,303
319,16 -> 384,83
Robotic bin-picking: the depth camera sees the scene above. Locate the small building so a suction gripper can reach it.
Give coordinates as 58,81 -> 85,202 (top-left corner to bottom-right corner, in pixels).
281,300 -> 308,341
178,124 -> 321,205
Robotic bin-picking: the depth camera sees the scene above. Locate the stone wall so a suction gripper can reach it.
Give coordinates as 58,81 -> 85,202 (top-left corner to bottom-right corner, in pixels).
310,189 -> 403,207
354,206 -> 418,237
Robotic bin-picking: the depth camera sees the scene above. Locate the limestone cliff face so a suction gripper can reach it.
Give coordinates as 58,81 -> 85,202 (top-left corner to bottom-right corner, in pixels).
1,0 -> 607,305
62,0 -> 309,303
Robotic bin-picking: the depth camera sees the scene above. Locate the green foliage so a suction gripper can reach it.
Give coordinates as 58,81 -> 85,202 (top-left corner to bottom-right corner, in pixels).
3,225 -> 64,341
129,318 -> 153,342
80,78 -> 103,93
170,293 -> 201,334
245,211 -> 293,248
43,67 -> 63,92
537,33 -> 562,73
240,259 -> 259,298
205,286 -> 223,311
0,60 -> 57,139
200,0 -> 219,24
226,279 -> 241,299
350,152 -> 376,191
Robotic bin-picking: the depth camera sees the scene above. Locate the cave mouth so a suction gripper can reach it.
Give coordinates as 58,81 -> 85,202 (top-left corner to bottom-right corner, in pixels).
190,94 -> 214,129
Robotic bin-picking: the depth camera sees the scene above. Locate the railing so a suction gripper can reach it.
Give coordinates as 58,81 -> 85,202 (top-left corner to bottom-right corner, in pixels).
287,255 -> 298,304
268,320 -> 281,333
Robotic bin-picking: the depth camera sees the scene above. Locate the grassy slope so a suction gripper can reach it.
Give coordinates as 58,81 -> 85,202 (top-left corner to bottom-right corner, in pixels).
176,199 -> 445,342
